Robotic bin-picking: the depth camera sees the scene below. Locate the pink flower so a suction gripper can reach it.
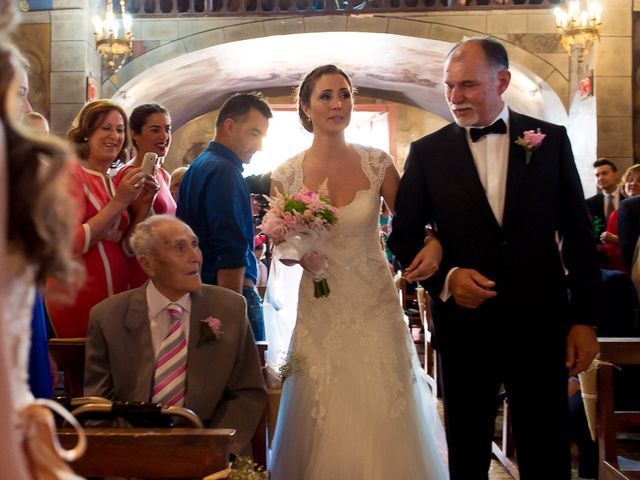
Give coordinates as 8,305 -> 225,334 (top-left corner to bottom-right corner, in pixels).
282,212 -> 300,228
199,316 -> 223,345
261,216 -> 287,241
515,129 -> 546,165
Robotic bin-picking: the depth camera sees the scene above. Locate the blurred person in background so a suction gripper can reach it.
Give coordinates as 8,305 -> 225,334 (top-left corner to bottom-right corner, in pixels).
22,111 -> 48,134
170,165 -> 188,203
2,40 -> 85,479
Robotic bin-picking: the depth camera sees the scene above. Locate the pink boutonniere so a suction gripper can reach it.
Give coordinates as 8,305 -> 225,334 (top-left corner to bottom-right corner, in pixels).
515,128 -> 546,165
198,316 -> 223,346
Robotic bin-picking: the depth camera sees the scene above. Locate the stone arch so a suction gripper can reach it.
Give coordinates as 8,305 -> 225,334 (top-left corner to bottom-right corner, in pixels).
104,16 -> 567,128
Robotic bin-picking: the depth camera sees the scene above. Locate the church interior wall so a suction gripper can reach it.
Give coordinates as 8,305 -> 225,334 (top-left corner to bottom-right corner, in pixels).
16,2 -> 636,179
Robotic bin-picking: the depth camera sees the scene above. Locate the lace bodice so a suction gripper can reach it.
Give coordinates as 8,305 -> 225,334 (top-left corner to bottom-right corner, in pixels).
5,252 -> 36,411
272,144 -> 393,268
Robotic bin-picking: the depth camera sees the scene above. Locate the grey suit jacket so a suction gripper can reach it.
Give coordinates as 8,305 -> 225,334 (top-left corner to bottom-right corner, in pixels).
84,283 -> 266,456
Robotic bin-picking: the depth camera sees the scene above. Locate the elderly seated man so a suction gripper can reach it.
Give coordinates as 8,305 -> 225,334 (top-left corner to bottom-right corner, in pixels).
84,215 -> 266,456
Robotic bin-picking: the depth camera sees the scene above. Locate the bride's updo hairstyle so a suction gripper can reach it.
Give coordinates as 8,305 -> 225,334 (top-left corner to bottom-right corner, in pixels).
1,43 -> 82,287
295,64 -> 355,133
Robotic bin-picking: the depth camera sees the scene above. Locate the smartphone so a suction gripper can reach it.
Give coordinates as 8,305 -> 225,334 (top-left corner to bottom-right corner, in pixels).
141,152 -> 158,176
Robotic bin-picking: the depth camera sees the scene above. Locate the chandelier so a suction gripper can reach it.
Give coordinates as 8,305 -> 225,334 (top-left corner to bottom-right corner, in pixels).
554,1 -> 602,63
93,0 -> 134,74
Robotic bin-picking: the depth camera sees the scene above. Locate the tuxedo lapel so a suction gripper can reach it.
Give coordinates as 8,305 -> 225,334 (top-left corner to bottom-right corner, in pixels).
502,111 -> 528,232
448,125 -> 501,232
122,286 -> 155,399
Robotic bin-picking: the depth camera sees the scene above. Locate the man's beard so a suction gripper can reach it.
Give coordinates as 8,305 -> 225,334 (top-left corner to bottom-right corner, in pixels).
448,103 -> 478,127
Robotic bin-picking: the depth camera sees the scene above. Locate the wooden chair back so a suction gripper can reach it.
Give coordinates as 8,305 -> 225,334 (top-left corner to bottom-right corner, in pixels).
48,338 -> 86,398
58,427 -> 233,478
416,286 -> 437,384
598,338 -> 640,480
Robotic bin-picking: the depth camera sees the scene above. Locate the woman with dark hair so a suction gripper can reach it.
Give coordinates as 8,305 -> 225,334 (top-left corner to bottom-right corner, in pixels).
113,103 -> 175,287
2,41 -> 85,479
45,99 -> 157,338
268,65 -> 447,479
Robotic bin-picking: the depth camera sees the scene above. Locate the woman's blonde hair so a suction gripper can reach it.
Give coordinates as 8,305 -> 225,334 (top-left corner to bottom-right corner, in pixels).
621,164 -> 640,195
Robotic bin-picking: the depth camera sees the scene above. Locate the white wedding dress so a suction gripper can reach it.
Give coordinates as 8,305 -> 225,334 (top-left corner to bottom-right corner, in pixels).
267,145 -> 448,480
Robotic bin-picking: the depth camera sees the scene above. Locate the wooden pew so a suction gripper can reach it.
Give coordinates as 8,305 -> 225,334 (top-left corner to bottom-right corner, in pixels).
48,338 -> 86,397
51,338 -> 270,469
598,338 -> 640,480
58,427 -> 233,478
416,286 -> 437,386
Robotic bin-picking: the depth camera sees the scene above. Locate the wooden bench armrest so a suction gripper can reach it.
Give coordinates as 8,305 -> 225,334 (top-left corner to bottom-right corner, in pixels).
58,427 -> 234,478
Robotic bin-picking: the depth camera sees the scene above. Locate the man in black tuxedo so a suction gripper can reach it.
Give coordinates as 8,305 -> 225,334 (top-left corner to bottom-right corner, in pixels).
585,158 -> 625,231
388,38 -> 601,480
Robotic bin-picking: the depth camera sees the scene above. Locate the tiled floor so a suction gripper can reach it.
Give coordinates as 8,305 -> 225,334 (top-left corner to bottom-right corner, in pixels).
488,454 -> 583,479
489,460 -> 516,479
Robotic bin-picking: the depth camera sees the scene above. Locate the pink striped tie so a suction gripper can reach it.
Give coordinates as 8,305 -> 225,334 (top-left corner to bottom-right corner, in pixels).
151,304 -> 187,407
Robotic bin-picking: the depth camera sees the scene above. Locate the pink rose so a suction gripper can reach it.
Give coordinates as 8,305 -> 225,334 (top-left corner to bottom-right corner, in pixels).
206,316 -> 222,331
199,316 -> 223,345
282,212 -> 300,229
262,216 -> 287,241
521,130 -> 546,149
515,128 -> 546,165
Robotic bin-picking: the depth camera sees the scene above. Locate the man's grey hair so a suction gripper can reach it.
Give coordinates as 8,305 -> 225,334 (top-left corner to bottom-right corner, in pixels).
446,37 -> 509,72
130,214 -> 182,257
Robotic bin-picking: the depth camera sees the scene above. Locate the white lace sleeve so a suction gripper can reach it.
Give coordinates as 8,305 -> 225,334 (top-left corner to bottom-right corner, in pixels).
360,146 -> 394,193
271,152 -> 304,195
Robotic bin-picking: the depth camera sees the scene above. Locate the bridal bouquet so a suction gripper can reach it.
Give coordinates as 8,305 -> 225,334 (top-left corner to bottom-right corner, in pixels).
261,190 -> 339,298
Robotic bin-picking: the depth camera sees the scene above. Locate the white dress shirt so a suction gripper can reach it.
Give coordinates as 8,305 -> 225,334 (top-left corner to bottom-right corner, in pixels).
146,281 -> 192,358
440,104 -> 510,302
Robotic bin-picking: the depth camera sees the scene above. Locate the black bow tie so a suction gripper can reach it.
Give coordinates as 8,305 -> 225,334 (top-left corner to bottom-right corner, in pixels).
469,119 -> 507,142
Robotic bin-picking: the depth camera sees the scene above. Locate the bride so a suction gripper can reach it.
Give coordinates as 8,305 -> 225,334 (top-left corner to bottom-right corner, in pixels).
268,64 -> 449,479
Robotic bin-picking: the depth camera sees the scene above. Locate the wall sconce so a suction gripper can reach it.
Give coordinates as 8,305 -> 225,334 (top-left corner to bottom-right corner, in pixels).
554,0 -> 602,63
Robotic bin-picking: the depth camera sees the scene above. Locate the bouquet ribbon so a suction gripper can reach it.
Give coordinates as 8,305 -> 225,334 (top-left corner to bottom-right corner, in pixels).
273,230 -> 330,298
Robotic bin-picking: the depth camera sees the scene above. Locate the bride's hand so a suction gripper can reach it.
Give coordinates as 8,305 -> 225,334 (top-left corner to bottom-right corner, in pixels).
404,238 -> 442,282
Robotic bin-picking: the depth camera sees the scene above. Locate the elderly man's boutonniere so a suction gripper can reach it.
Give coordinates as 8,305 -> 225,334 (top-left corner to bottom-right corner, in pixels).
515,128 -> 546,165
198,316 -> 223,346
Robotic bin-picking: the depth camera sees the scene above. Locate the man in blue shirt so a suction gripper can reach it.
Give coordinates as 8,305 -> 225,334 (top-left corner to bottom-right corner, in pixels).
177,93 -> 272,341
